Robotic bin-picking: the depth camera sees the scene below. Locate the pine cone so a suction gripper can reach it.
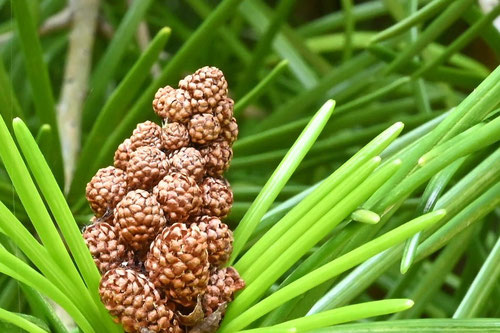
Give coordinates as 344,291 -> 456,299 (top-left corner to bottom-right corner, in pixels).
199,140 -> 233,177
99,268 -> 182,333
153,85 -> 175,119
158,88 -> 194,123
145,223 -> 210,307
192,216 -> 233,267
178,66 -> 228,113
153,173 -> 202,223
83,222 -> 126,274
86,166 -> 128,217
114,138 -> 131,171
214,97 -> 234,126
203,267 -> 245,316
161,122 -> 190,150
200,177 -> 233,219
188,114 -> 221,144
129,121 -> 163,151
169,147 -> 206,182
114,190 -> 167,253
127,146 -> 168,191
220,117 -> 238,146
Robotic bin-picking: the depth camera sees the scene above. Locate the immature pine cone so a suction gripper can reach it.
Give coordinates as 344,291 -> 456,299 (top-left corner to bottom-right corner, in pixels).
179,66 -> 228,113
214,97 -> 234,126
153,172 -> 202,223
192,216 -> 233,267
114,138 -> 131,171
114,190 -> 167,253
200,177 -> 233,219
220,117 -> 238,146
127,146 -> 168,190
129,121 -> 162,151
169,147 -> 206,182
203,267 -> 245,316
83,222 -> 126,273
153,85 -> 175,119
145,223 -> 210,307
161,122 -> 190,150
86,166 -> 128,217
188,113 -> 221,144
99,268 -> 182,333
158,88 -> 194,123
200,140 -> 233,177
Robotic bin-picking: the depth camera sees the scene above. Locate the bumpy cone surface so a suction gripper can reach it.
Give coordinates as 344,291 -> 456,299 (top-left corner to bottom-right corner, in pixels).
127,146 -> 168,190
86,166 -> 128,217
203,267 -> 245,316
200,140 -> 233,177
188,113 -> 221,144
145,223 -> 210,307
200,177 -> 233,219
114,138 -> 131,171
192,216 -> 233,267
99,268 -> 182,333
114,190 -> 167,253
159,88 -> 194,123
129,121 -> 163,151
214,97 -> 234,126
179,66 -> 228,113
169,147 -> 206,182
153,172 -> 202,222
153,85 -> 175,119
83,222 -> 126,273
220,117 -> 238,146
162,121 -> 190,150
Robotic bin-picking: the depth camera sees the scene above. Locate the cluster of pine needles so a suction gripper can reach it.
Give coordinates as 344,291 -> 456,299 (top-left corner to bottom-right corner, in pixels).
0,0 -> 499,332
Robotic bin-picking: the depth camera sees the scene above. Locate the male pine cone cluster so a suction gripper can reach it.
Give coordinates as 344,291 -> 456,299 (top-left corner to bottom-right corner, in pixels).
83,66 -> 244,333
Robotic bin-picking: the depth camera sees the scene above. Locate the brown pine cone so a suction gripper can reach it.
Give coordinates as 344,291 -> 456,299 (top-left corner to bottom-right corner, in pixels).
214,97 -> 234,126
158,88 -> 194,123
86,166 -> 128,217
203,267 -> 245,316
153,173 -> 202,223
169,147 -> 206,182
220,117 -> 238,146
200,177 -> 233,219
83,222 -> 126,274
188,113 -> 221,144
114,138 -> 131,171
127,146 -> 168,191
192,216 -> 233,267
145,223 -> 210,307
153,85 -> 175,119
99,268 -> 182,333
114,190 -> 167,253
199,140 -> 233,177
161,122 -> 190,150
129,121 -> 162,151
178,66 -> 228,114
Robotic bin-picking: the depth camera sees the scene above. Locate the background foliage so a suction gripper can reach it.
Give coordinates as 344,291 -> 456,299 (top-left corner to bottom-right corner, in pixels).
0,0 -> 499,332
